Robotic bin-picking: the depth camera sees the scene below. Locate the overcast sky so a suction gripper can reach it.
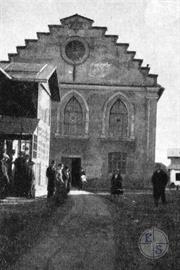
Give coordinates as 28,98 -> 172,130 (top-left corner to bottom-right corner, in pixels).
0,0 -> 179,165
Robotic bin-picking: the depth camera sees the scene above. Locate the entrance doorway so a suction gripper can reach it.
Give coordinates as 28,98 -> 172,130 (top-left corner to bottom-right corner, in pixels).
61,157 -> 81,188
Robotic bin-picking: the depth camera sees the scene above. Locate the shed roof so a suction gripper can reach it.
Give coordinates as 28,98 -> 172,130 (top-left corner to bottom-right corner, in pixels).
0,62 -> 54,81
167,148 -> 180,158
0,62 -> 60,101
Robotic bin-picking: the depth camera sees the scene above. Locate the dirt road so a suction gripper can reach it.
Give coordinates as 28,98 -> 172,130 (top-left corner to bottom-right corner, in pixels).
10,191 -> 115,270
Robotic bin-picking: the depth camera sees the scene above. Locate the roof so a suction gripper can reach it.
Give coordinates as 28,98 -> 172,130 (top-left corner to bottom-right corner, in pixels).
0,62 -> 55,82
0,115 -> 39,135
0,62 -> 60,101
167,148 -> 180,158
168,164 -> 180,170
157,84 -> 165,99
60,13 -> 94,23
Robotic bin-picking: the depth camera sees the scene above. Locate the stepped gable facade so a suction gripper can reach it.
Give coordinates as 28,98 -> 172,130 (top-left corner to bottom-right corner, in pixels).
1,14 -> 164,189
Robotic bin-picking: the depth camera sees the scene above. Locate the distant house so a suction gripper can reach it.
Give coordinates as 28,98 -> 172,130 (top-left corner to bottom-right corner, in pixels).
167,148 -> 180,187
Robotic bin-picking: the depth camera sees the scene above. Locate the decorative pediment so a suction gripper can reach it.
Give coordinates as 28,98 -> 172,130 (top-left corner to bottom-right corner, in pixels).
60,14 -> 94,32
0,14 -> 163,91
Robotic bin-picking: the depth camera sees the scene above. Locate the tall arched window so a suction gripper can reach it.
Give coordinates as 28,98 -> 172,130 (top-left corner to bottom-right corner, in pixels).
64,96 -> 83,135
109,99 -> 128,137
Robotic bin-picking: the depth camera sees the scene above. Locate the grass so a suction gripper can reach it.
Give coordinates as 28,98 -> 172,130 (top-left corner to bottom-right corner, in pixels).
0,190 -> 179,270
0,197 -> 73,270
105,190 -> 180,270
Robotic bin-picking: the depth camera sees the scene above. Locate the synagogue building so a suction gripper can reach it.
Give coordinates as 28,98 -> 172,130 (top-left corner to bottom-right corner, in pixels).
0,14 -> 164,190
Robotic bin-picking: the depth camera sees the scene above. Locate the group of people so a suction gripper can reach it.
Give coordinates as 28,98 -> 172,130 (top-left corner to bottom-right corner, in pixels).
46,161 -> 87,205
0,150 -> 169,207
110,164 -> 169,207
46,161 -> 71,205
13,152 -> 35,198
0,151 -> 35,199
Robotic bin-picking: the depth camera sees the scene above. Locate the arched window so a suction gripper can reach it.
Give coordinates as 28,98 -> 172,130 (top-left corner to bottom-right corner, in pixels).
109,99 -> 128,137
64,96 -> 83,135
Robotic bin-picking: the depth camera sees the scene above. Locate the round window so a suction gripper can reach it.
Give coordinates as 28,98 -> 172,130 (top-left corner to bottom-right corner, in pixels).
61,37 -> 89,65
65,40 -> 86,62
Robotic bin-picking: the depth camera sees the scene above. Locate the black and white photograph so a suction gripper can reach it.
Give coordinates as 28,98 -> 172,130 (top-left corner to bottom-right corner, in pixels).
0,0 -> 180,269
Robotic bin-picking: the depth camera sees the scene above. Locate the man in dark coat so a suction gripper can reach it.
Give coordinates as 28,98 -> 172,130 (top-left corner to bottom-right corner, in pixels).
46,160 -> 56,199
13,152 -> 26,196
111,169 -> 123,197
151,165 -> 168,207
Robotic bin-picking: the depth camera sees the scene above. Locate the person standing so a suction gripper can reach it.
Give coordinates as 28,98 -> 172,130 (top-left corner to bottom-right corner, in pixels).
54,163 -> 65,205
111,169 -> 123,198
80,167 -> 87,190
46,160 -> 56,199
28,160 -> 36,199
66,167 -> 72,193
63,166 -> 71,194
24,155 -> 36,199
151,165 -> 168,207
63,166 -> 68,190
14,152 -> 26,196
79,167 -> 86,190
0,153 -> 10,199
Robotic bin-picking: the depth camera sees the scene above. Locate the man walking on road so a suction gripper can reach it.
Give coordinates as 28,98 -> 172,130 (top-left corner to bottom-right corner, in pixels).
151,164 -> 168,207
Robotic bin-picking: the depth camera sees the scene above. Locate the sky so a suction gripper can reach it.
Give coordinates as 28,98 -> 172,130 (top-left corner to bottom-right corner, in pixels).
0,0 -> 179,165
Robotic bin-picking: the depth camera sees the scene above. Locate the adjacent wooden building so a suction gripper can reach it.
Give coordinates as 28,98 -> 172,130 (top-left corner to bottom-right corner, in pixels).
0,63 -> 60,188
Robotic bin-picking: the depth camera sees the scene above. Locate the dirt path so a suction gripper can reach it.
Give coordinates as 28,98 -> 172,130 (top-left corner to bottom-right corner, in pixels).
10,191 -> 115,270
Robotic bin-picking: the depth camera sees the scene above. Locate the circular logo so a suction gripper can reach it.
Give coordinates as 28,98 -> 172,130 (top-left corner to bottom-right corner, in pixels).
138,227 -> 169,259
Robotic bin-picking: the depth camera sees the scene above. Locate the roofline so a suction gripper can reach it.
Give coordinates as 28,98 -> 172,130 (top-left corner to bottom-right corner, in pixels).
0,61 -> 10,64
141,66 -> 150,71
0,63 -> 57,83
158,86 -> 165,100
60,13 -> 94,23
0,67 -> 12,80
91,26 -> 107,31
11,77 -> 47,83
59,82 -> 160,89
46,66 -> 57,80
35,63 -> 48,78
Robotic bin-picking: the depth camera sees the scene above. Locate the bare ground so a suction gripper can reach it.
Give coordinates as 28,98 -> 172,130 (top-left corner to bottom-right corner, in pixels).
2,189 -> 180,270
9,191 -> 115,270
